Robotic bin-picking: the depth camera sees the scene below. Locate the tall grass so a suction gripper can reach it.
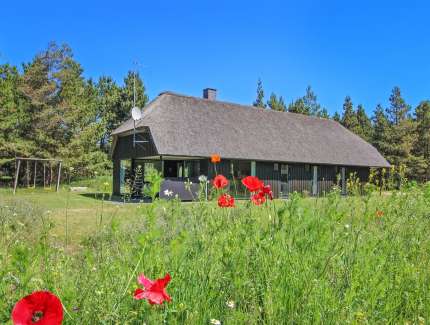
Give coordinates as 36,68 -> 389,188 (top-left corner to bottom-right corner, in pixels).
1,183 -> 430,324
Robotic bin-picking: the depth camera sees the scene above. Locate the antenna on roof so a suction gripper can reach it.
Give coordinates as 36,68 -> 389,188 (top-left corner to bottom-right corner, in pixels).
130,60 -> 148,148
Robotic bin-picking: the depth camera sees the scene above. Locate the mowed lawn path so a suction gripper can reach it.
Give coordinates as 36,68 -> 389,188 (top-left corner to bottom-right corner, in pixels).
0,187 -> 142,245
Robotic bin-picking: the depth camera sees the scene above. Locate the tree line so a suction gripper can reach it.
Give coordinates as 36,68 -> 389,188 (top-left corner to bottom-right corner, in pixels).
0,42 -> 148,177
1,43 -> 429,181
253,79 -> 430,182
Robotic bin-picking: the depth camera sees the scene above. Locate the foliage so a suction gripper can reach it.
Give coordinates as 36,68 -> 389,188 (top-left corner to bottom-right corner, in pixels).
411,101 -> 430,181
1,182 -> 430,323
288,85 -> 328,117
266,93 -> 286,111
341,96 -> 359,131
143,166 -> 163,201
252,78 -> 266,108
0,42 -> 149,179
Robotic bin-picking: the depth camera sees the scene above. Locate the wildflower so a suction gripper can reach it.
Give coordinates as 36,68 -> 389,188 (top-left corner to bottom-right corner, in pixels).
261,184 -> 273,200
375,210 -> 384,218
213,175 -> 229,189
211,154 -> 221,164
218,194 -> 235,208
69,167 -> 74,172
164,189 -> 173,197
103,182 -> 109,187
251,191 -> 266,205
344,224 -> 350,229
184,179 -> 193,191
11,290 -> 63,325
226,300 -> 235,309
134,273 -> 172,305
242,176 -> 263,192
199,175 -> 208,183
210,319 -> 221,325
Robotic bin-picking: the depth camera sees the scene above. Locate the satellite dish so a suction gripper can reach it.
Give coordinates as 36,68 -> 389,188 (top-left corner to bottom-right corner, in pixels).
131,106 -> 142,120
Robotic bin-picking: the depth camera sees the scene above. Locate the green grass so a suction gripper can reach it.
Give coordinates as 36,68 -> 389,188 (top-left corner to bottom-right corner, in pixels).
1,182 -> 430,324
0,185 -> 141,246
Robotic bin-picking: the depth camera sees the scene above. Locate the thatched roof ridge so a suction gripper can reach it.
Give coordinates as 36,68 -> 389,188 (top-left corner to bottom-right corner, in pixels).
112,92 -> 390,168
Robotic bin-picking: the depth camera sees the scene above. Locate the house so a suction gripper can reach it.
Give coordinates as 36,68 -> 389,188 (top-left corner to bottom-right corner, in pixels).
111,88 -> 390,199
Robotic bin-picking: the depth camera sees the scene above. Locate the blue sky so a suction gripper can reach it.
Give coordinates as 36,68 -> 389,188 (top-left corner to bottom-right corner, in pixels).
1,0 -> 429,116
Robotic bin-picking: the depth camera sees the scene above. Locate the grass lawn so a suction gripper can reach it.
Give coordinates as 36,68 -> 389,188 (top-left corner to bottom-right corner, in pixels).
1,181 -> 430,324
0,186 -> 142,246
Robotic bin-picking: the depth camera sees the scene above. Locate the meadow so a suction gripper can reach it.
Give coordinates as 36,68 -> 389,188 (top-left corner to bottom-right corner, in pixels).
1,179 -> 430,324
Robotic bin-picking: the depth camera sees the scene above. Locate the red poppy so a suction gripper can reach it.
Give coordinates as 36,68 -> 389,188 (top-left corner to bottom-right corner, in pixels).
211,154 -> 221,164
261,184 -> 273,200
213,174 -> 229,189
242,176 -> 263,192
11,291 -> 63,325
251,191 -> 266,205
218,193 -> 235,207
134,273 -> 171,305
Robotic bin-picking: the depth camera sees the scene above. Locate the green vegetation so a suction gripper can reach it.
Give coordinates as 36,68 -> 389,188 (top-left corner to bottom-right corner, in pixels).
0,42 -> 148,178
253,80 -> 430,181
1,181 -> 430,323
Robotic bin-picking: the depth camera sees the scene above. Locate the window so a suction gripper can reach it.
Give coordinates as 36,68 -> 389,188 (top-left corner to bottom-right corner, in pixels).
120,160 -> 132,194
281,164 -> 288,175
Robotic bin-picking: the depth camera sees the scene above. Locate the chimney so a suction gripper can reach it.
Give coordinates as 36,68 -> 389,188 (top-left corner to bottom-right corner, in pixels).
203,88 -> 217,100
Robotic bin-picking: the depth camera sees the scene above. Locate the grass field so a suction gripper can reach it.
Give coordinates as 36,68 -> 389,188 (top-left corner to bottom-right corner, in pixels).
1,180 -> 430,324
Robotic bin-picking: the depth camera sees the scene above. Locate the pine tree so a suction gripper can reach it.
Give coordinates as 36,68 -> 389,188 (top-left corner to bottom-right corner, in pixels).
287,85 -> 326,116
411,101 -> 430,180
121,71 -> 148,113
267,92 -> 286,111
341,96 -> 359,131
319,108 -> 330,119
387,86 -> 410,125
96,76 -> 122,150
253,78 -> 266,108
303,86 -> 322,116
288,98 -> 309,115
332,111 -> 341,122
0,64 -> 32,162
355,104 -> 373,141
383,88 -> 415,172
372,104 -> 391,156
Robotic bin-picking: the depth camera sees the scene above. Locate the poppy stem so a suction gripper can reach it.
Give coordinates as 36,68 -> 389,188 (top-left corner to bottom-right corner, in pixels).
112,249 -> 145,314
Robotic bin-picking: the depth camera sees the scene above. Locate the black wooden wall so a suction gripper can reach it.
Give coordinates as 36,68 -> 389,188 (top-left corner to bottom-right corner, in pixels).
112,132 -> 158,160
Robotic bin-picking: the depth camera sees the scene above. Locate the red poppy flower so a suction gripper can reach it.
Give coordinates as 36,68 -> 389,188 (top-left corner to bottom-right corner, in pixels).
251,191 -> 266,205
11,291 -> 63,325
242,176 -> 263,192
261,184 -> 273,200
211,154 -> 221,164
213,174 -> 229,189
134,273 -> 171,305
218,193 -> 235,207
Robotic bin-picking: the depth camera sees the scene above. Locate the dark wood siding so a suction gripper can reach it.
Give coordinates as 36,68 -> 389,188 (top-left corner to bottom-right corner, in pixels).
345,166 -> 370,182
208,159 -> 231,179
317,165 -> 338,195
256,162 -> 281,198
113,132 -> 157,160
288,164 -> 312,194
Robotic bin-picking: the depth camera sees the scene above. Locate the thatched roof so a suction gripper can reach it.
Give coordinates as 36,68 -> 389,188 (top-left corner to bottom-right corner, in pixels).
112,92 -> 390,168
